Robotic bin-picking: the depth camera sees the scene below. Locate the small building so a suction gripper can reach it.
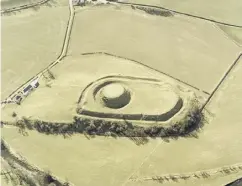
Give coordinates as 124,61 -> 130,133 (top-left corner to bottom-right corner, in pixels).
15,95 -> 23,105
23,84 -> 33,96
22,77 -> 40,96
73,0 -> 85,6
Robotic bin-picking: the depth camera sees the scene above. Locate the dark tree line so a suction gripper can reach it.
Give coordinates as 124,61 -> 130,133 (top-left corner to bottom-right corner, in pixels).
135,6 -> 173,17
1,139 -> 70,186
9,103 -> 206,140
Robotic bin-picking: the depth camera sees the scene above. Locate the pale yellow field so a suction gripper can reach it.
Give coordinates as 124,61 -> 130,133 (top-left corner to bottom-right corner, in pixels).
2,56 -> 242,185
1,2 -> 242,186
69,5 -> 241,93
1,54 -> 206,123
128,0 -> 242,26
1,128 -> 161,186
1,0 -> 39,10
218,25 -> 242,47
125,57 -> 242,185
1,1 -> 69,99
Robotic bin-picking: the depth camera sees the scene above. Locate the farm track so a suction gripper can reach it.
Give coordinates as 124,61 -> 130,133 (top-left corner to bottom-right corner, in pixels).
1,0 -> 75,103
129,162 -> 242,183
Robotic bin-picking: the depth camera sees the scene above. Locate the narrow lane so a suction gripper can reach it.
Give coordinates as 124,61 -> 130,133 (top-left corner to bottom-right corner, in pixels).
2,0 -> 75,104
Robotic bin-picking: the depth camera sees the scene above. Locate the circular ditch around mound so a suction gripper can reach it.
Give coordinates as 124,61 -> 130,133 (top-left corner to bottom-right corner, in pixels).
77,76 -> 185,123
3,77 -> 204,138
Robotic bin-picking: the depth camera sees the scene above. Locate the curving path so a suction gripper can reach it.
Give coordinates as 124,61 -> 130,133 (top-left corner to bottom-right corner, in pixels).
1,0 -> 75,104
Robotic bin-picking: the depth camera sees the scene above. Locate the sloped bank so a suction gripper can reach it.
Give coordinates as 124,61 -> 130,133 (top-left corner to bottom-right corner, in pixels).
77,76 -> 185,123
1,98 -> 206,138
74,99 -> 206,138
1,139 -> 71,186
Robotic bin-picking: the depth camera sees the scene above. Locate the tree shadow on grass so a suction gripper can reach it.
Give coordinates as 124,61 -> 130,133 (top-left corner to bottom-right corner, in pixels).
127,136 -> 149,146
1,0 -> 58,16
7,103 -> 209,146
11,119 -> 202,146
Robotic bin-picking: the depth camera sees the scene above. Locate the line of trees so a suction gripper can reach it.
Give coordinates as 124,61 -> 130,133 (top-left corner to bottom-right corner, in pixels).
135,6 -> 173,17
149,165 -> 242,184
1,139 -> 70,186
9,103 -> 206,139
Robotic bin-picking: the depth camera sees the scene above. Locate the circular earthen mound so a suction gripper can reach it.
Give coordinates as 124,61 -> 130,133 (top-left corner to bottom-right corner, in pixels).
100,83 -> 131,109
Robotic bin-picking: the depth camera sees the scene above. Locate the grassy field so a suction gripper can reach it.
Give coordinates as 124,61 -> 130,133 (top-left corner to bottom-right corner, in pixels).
1,2 -> 242,186
1,54 -> 206,123
127,0 -> 242,26
218,25 -> 242,47
1,0 -> 69,100
69,5 -> 241,93
1,0 -> 40,10
1,128 -> 161,186
1,56 -> 242,185
125,57 -> 242,185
